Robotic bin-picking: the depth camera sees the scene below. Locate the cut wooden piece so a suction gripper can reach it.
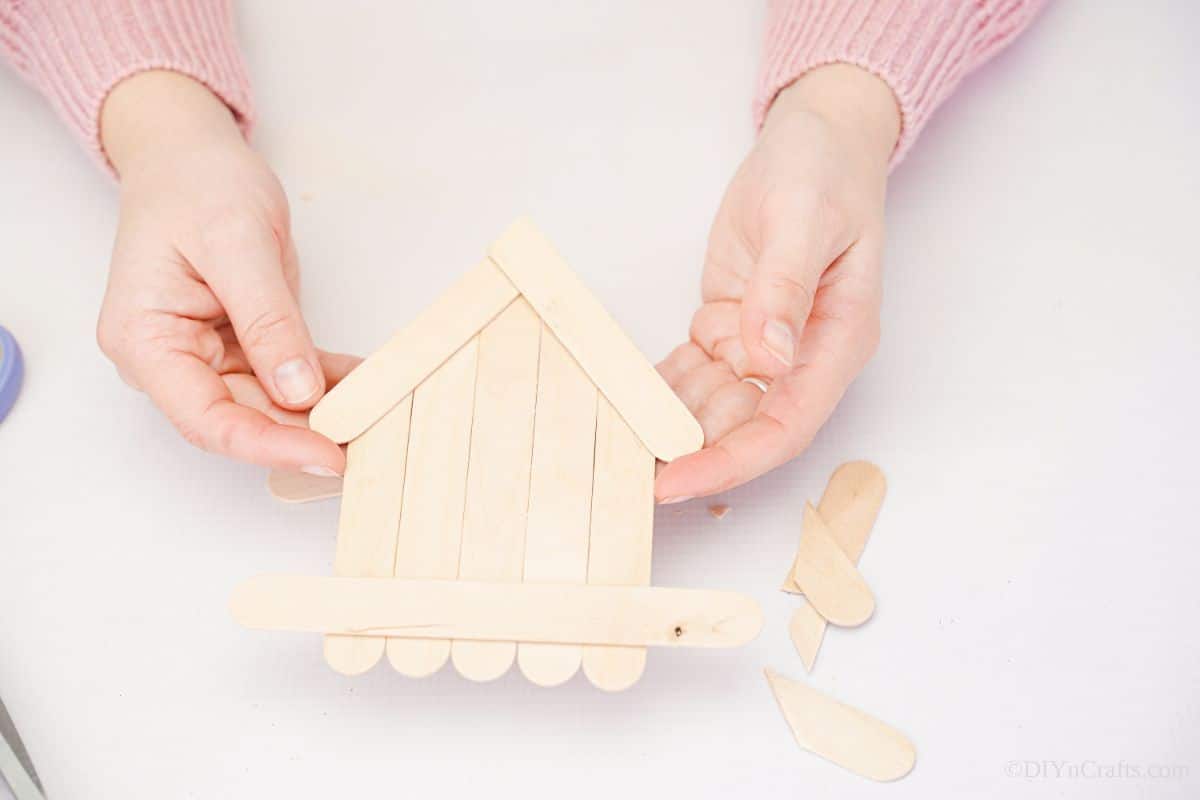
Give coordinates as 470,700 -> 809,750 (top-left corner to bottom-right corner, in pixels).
451,300 -> 541,682
267,469 -> 342,503
323,396 -> 413,675
582,397 -> 656,691
385,339 -> 479,677
788,601 -> 824,673
784,462 -> 886,670
231,577 -> 764,647
783,461 -> 886,594
765,668 -> 915,782
487,218 -> 702,463
516,329 -> 597,687
790,504 -> 874,627
309,260 -> 518,444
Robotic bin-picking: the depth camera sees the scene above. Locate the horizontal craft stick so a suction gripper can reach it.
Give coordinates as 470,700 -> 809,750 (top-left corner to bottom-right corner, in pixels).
231,576 -> 764,648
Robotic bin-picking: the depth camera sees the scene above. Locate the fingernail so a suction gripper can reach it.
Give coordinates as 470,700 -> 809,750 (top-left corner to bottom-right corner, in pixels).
659,496 -> 693,505
274,358 -> 318,404
301,465 -> 340,478
761,320 -> 795,367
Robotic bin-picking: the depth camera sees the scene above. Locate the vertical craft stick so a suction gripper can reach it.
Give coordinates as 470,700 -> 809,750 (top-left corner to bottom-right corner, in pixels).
582,397 -> 655,691
450,300 -> 541,681
386,339 -> 480,676
323,394 -> 413,675
516,328 -> 598,686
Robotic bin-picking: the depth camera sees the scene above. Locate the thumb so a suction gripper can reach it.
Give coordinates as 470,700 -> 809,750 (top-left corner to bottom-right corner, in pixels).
740,220 -> 830,380
196,222 -> 326,410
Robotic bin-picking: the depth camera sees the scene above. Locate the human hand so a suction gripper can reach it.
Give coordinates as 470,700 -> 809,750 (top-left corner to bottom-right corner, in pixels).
655,65 -> 900,502
97,71 -> 349,474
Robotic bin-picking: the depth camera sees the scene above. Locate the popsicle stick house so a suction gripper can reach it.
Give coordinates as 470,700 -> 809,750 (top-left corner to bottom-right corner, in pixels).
232,220 -> 762,691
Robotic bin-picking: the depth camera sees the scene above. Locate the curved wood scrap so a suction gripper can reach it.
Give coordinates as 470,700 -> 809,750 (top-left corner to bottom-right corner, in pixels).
765,668 -> 916,782
267,470 -> 342,503
308,260 -> 518,444
788,503 -> 874,627
487,218 -> 703,463
230,577 -> 764,648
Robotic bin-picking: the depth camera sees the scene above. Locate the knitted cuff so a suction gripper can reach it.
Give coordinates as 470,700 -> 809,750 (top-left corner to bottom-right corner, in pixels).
0,0 -> 255,173
754,0 -> 1045,167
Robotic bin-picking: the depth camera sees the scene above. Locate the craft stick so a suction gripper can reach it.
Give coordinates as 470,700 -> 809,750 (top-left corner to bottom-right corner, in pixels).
451,300 -> 541,682
487,219 -> 702,463
788,504 -> 874,627
788,601 -> 825,673
267,469 -> 342,503
764,669 -> 916,782
783,461 -> 886,593
231,577 -> 764,648
309,260 -> 518,444
385,339 -> 479,677
784,462 -> 886,670
516,329 -> 598,687
581,397 -> 656,691
323,396 -> 413,675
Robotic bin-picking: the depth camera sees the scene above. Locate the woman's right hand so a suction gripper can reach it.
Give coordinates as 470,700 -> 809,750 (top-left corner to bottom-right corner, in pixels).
97,70 -> 351,475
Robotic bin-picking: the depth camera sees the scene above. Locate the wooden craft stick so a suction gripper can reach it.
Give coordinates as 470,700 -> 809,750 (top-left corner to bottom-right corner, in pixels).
788,504 -> 874,627
784,462 -> 886,671
582,397 -> 656,691
487,219 -> 702,463
764,669 -> 916,782
231,577 -> 764,648
267,469 -> 342,503
451,300 -> 541,682
516,329 -> 598,687
386,339 -> 479,677
309,260 -> 518,444
323,396 -> 413,675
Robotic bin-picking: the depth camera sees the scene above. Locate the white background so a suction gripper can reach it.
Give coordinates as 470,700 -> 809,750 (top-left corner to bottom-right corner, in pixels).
2,2 -> 1198,798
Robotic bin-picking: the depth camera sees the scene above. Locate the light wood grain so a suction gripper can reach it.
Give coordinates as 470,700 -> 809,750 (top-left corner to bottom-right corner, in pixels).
385,339 -> 479,677
487,218 -> 702,463
516,328 -> 598,687
784,462 -> 887,669
309,259 -> 518,444
581,397 -> 656,691
231,577 -> 763,647
765,668 -> 915,782
323,396 -> 413,675
267,469 -> 343,503
450,300 -> 541,682
789,503 -> 874,627
788,601 -> 825,673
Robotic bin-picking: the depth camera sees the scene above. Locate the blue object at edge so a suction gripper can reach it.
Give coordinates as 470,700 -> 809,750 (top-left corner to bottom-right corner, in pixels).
0,326 -> 23,424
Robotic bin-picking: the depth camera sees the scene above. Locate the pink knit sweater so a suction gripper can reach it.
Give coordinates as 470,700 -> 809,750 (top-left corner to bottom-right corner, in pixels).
1,1 -> 1043,169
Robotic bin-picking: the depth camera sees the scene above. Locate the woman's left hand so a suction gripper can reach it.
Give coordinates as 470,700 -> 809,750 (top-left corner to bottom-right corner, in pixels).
655,64 -> 900,503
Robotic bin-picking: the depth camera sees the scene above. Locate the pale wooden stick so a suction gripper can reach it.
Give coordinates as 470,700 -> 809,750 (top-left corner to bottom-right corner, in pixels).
323,396 -> 413,675
385,339 -> 479,677
231,577 -> 763,647
516,328 -> 597,687
581,397 -> 656,691
309,260 -> 518,444
267,469 -> 342,503
788,503 -> 874,627
785,462 -> 887,671
487,219 -> 702,463
765,669 -> 915,782
450,300 -> 541,682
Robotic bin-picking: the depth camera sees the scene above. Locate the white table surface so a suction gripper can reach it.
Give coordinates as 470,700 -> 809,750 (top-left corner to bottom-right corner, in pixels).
2,2 -> 1198,798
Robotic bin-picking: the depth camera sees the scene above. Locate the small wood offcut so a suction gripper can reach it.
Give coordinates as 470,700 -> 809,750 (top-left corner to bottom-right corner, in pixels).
234,219 -> 764,689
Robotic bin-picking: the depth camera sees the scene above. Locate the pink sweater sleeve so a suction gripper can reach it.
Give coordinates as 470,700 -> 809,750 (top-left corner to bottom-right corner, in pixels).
756,0 -> 1047,165
0,0 -> 254,169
